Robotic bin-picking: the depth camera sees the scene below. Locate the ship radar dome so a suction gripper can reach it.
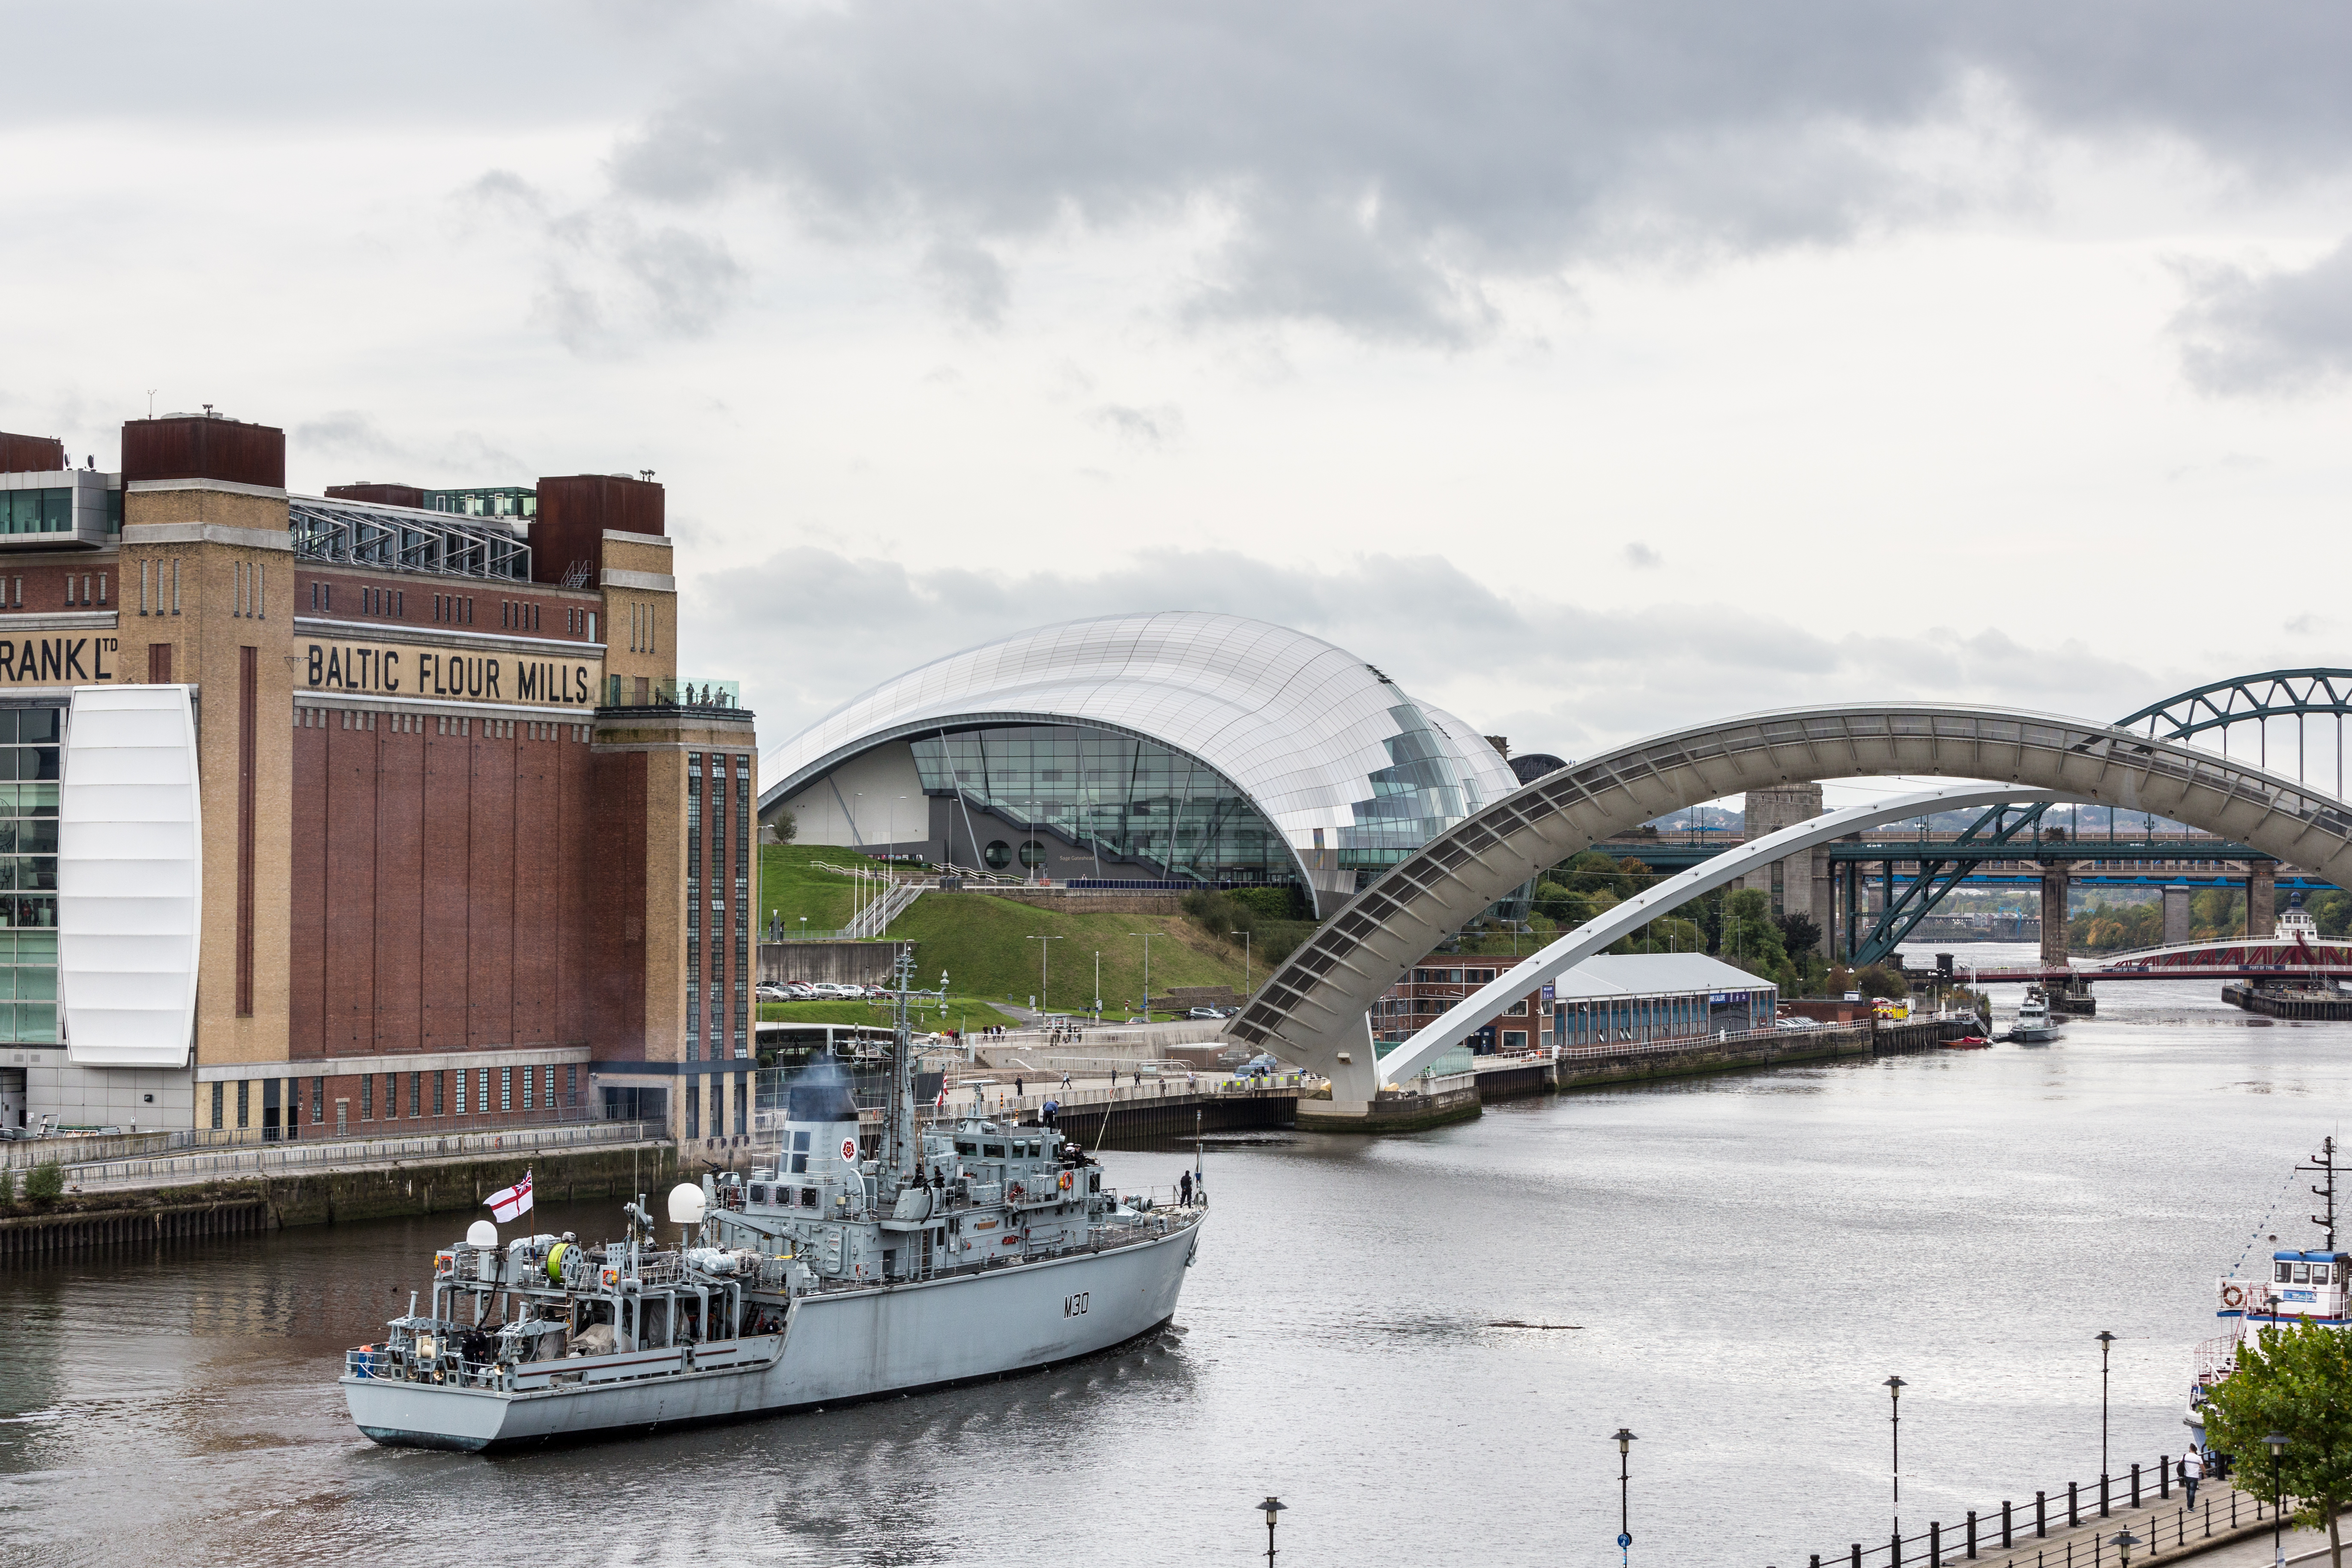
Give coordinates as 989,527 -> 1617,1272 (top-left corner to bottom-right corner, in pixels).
668,1183 -> 708,1226
465,1219 -> 497,1247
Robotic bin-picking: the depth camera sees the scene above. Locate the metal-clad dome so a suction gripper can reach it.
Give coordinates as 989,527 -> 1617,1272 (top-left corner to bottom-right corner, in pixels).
759,612 -> 1515,905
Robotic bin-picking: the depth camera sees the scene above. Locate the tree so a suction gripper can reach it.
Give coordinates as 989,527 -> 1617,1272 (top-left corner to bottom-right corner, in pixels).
1720,890 -> 1789,979
1775,912 -> 1823,959
24,1160 -> 62,1204
765,809 -> 798,845
2205,1319 -> 2352,1568
1853,962 -> 1909,998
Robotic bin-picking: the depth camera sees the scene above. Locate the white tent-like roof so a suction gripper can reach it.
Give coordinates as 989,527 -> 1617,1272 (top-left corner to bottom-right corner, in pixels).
758,611 -> 1518,902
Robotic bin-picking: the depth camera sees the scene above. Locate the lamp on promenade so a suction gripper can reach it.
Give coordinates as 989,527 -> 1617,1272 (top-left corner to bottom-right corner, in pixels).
2265,1432 -> 2288,1568
1258,1496 -> 1285,1566
2098,1331 -> 2116,1483
2110,1529 -> 2142,1568
1612,1428 -> 1638,1567
1885,1377 -> 1907,1539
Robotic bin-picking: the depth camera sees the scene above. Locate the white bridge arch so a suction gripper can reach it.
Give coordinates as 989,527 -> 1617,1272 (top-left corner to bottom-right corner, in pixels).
1223,703 -> 2352,1112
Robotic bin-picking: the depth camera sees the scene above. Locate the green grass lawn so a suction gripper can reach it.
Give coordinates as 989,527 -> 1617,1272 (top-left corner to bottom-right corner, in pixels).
758,996 -> 1022,1030
757,844 -> 872,933
755,845 -> 1262,1017
889,893 -> 1252,1017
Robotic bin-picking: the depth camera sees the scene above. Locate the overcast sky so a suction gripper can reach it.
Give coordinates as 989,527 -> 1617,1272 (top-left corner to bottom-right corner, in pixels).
9,2 -> 2352,788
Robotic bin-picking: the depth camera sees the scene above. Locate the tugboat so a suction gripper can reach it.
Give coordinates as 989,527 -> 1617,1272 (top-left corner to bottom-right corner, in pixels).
2009,986 -> 2063,1044
2187,1138 -> 2346,1456
339,954 -> 1205,1451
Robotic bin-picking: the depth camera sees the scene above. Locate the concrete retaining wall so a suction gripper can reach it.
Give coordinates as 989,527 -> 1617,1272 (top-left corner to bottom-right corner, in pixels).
0,1141 -> 678,1265
759,941 -> 902,985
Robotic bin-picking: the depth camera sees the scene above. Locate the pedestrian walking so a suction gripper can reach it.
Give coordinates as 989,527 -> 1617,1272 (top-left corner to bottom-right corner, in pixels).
2182,1444 -> 2203,1508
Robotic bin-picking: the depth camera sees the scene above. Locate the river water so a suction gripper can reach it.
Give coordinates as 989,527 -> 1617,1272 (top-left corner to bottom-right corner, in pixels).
4,945 -> 2346,1568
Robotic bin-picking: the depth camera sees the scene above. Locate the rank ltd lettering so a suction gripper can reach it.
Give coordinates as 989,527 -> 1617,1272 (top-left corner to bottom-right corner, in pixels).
0,637 -> 115,684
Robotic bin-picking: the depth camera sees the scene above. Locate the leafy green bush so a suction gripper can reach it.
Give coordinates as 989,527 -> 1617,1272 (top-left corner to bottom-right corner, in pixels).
24,1160 -> 63,1204
0,1164 -> 14,1206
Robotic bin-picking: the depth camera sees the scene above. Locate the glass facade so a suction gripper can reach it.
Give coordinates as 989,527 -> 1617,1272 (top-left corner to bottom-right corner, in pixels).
2,490 -> 74,535
764,613 -> 1524,902
912,725 -> 1288,882
0,707 -> 61,1045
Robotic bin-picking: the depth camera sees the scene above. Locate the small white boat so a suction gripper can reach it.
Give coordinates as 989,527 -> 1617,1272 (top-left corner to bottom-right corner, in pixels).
2010,986 -> 2062,1044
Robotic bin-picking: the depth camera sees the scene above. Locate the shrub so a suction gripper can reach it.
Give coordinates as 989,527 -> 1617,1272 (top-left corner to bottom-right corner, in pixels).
24,1160 -> 63,1204
0,1165 -> 13,1206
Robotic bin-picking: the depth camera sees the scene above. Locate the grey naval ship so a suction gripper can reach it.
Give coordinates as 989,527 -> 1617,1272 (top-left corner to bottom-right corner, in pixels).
340,963 -> 1205,1451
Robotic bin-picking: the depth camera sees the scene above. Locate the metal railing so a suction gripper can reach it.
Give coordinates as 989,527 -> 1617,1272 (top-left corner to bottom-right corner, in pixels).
1787,1460 -> 2272,1568
1,1105 -> 623,1170
42,1119 -> 660,1190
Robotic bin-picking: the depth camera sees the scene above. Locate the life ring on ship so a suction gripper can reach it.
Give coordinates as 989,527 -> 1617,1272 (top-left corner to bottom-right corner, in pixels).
601,1266 -> 619,1288
2222,1283 -> 2245,1309
1058,1171 -> 1072,1193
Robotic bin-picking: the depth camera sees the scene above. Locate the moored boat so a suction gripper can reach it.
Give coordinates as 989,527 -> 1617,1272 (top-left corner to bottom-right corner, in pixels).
340,956 -> 1205,1452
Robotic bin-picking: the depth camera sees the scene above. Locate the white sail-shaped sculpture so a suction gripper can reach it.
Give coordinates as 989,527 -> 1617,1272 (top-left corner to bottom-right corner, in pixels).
60,684 -> 201,1067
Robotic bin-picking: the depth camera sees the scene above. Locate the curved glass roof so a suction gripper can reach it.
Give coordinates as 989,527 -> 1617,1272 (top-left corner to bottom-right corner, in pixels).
759,612 -> 1517,884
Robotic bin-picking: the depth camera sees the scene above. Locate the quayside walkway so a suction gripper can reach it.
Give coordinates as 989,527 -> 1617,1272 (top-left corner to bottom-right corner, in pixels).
1782,1469 -> 2307,1568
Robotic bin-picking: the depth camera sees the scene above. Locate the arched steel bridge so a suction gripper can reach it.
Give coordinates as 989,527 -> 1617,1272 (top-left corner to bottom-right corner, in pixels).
1222,702 -> 2352,1114
1597,669 -> 2352,965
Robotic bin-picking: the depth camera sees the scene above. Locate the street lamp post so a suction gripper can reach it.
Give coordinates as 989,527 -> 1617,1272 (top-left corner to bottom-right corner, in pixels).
2266,1432 -> 2288,1568
2098,1331 -> 2116,1489
1094,950 -> 1102,1021
1613,1427 -> 1638,1567
2111,1529 -> 2142,1568
1886,1377 -> 1907,1541
1129,932 -> 1157,1019
1231,929 -> 1252,998
1026,935 -> 1063,1020
1258,1496 -> 1285,1566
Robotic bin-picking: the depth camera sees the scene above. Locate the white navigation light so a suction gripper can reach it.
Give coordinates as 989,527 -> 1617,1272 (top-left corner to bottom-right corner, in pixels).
668,1183 -> 708,1225
60,685 -> 201,1067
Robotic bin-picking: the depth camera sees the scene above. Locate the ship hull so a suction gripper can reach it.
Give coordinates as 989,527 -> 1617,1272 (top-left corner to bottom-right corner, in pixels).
345,1220 -> 1198,1452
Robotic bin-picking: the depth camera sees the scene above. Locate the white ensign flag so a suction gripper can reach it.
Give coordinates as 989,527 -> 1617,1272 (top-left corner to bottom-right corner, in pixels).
485,1171 -> 534,1223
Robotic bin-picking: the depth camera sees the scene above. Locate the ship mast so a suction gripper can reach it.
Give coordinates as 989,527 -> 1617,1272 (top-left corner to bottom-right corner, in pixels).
2302,1136 -> 2339,1254
882,944 -> 948,1189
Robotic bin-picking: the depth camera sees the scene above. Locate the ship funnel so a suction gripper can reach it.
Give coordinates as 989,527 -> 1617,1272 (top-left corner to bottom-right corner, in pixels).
781,1057 -> 864,1177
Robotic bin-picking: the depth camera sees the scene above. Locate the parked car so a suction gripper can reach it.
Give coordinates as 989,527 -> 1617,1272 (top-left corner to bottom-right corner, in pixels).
1239,1053 -> 1280,1079
754,983 -> 789,1001
784,982 -> 818,999
1774,1015 -> 1820,1030
1186,1006 -> 1224,1020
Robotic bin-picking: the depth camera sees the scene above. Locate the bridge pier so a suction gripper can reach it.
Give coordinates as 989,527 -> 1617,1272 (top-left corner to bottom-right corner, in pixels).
2249,862 -> 2276,938
2164,882 -> 2192,946
2040,864 -> 2071,968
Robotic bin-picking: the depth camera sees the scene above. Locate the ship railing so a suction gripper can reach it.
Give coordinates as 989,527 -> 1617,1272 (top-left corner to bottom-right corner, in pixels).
1784,1459 -> 2279,1568
345,1346 -> 503,1389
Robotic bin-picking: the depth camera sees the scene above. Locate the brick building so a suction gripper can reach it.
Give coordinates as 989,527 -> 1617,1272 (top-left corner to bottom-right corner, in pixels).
0,411 -> 753,1143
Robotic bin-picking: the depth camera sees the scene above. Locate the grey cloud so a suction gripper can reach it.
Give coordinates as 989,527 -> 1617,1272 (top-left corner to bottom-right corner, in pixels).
687,544 -> 2162,761
2172,238 -> 2352,395
923,239 -> 1011,325
288,412 -> 525,488
612,1 -> 2352,338
1623,543 -> 1662,569
458,171 -> 743,352
1091,404 -> 1183,446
